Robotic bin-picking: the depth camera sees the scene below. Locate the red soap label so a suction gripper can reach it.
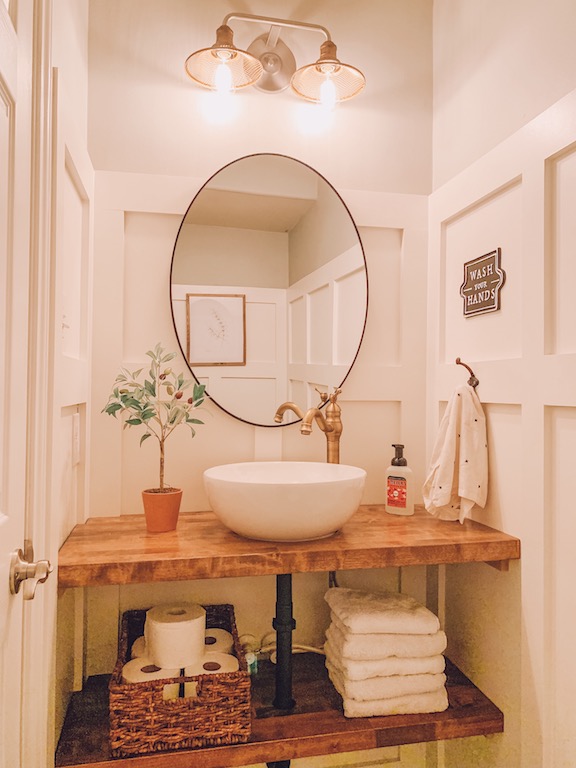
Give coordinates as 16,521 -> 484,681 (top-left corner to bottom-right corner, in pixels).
387,475 -> 407,508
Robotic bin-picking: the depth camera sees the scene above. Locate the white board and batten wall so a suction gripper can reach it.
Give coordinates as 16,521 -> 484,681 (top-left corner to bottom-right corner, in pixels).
428,88 -> 576,768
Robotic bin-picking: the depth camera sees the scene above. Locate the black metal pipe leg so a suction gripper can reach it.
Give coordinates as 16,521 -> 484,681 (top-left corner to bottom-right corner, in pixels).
266,762 -> 291,768
272,573 -> 296,710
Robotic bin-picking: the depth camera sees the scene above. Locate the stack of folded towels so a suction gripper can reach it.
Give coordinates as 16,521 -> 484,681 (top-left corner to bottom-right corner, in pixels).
324,587 -> 449,718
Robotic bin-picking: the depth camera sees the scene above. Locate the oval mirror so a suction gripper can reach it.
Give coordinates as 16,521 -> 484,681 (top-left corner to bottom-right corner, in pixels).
170,153 -> 368,427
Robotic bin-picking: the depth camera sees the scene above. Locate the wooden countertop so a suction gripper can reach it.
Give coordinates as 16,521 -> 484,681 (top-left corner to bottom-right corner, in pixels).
58,505 -> 520,588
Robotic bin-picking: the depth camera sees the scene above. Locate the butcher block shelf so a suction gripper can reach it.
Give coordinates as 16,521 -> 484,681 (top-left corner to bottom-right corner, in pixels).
57,505 -> 520,587
56,506 -> 519,767
55,654 -> 503,768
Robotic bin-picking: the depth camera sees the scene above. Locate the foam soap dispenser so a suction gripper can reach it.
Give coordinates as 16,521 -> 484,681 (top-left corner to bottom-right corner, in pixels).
385,444 -> 414,516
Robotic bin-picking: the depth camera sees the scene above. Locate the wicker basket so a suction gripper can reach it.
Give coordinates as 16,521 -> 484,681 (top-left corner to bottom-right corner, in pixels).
109,604 -> 251,757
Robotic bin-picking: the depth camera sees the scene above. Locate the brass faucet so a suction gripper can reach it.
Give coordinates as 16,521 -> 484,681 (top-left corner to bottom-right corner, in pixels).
274,388 -> 343,464
273,401 -> 304,421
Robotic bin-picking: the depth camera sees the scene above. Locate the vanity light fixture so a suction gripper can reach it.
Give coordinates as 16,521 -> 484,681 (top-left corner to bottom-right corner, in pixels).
290,40 -> 365,106
184,23 -> 264,91
184,13 -> 366,106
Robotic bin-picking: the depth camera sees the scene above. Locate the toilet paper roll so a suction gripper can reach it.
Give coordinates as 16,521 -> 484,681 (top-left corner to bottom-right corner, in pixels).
145,603 -> 206,669
130,635 -> 147,659
121,657 -> 180,701
183,652 -> 239,698
204,628 -> 234,655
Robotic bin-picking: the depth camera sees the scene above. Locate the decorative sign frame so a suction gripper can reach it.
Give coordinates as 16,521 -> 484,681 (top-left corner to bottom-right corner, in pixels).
186,293 -> 246,366
460,248 -> 506,317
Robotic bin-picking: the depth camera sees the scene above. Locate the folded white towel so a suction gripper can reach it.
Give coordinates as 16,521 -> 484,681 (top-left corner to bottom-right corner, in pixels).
325,588 -> 441,635
326,658 -> 446,701
324,637 -> 445,680
422,384 -> 488,523
331,676 -> 449,718
327,615 -> 447,660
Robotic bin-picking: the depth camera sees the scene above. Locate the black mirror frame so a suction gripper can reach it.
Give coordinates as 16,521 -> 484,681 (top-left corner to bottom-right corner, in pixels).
169,153 -> 369,428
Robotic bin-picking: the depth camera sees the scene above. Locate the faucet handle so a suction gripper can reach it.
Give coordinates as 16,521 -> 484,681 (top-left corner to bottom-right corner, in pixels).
314,387 -> 342,405
330,387 -> 342,402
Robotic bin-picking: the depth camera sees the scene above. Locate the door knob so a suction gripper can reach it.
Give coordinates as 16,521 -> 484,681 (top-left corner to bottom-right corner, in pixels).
9,540 -> 53,600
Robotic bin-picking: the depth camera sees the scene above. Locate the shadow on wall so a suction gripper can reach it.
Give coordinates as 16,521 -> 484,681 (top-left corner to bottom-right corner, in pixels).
444,560 -> 527,768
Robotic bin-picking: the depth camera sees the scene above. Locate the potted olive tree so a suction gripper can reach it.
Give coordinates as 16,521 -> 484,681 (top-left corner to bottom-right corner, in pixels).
103,343 -> 206,532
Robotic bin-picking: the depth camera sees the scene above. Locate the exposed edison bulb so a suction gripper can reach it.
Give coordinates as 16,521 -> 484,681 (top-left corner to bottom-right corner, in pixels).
214,61 -> 233,93
319,75 -> 337,110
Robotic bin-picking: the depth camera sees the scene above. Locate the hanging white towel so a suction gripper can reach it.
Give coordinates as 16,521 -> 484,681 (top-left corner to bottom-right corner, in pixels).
422,384 -> 488,523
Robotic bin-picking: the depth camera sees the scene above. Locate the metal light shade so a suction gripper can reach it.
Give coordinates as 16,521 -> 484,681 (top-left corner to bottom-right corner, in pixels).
185,24 -> 264,90
291,40 -> 366,103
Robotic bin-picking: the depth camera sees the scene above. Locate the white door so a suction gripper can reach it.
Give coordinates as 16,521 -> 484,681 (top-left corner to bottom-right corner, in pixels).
0,2 -> 54,766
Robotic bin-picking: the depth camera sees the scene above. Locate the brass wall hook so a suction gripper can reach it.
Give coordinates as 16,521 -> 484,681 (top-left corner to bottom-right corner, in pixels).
455,357 -> 479,388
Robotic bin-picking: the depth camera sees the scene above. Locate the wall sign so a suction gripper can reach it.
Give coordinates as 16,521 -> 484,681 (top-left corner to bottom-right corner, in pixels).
460,248 -> 506,317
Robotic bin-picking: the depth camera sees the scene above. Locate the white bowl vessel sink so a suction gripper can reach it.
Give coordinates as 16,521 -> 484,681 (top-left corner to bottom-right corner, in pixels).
203,461 -> 367,542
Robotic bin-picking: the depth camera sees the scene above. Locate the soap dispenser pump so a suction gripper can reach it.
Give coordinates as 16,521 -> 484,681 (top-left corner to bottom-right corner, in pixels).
385,444 -> 414,516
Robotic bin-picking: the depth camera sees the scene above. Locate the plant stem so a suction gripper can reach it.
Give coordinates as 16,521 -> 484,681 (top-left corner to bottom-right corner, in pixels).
153,358 -> 166,490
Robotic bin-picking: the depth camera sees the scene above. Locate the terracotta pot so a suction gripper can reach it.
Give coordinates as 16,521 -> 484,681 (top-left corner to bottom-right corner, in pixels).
141,488 -> 183,533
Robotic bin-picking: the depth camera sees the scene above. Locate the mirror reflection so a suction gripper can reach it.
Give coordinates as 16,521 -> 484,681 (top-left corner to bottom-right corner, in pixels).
170,154 -> 368,427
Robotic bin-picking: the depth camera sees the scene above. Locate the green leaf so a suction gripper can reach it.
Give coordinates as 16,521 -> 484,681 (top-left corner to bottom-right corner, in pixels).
104,403 -> 123,416
193,383 -> 206,400
120,396 -> 142,410
139,433 -> 152,446
126,417 -> 143,426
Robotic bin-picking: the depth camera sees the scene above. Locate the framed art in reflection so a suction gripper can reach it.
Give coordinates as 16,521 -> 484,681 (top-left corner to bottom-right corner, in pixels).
186,293 -> 246,366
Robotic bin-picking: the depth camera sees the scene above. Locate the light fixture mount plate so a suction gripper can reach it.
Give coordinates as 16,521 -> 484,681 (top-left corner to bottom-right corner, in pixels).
247,33 -> 297,93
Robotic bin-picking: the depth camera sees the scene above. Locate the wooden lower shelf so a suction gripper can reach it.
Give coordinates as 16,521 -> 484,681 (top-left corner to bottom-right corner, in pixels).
55,654 -> 503,768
